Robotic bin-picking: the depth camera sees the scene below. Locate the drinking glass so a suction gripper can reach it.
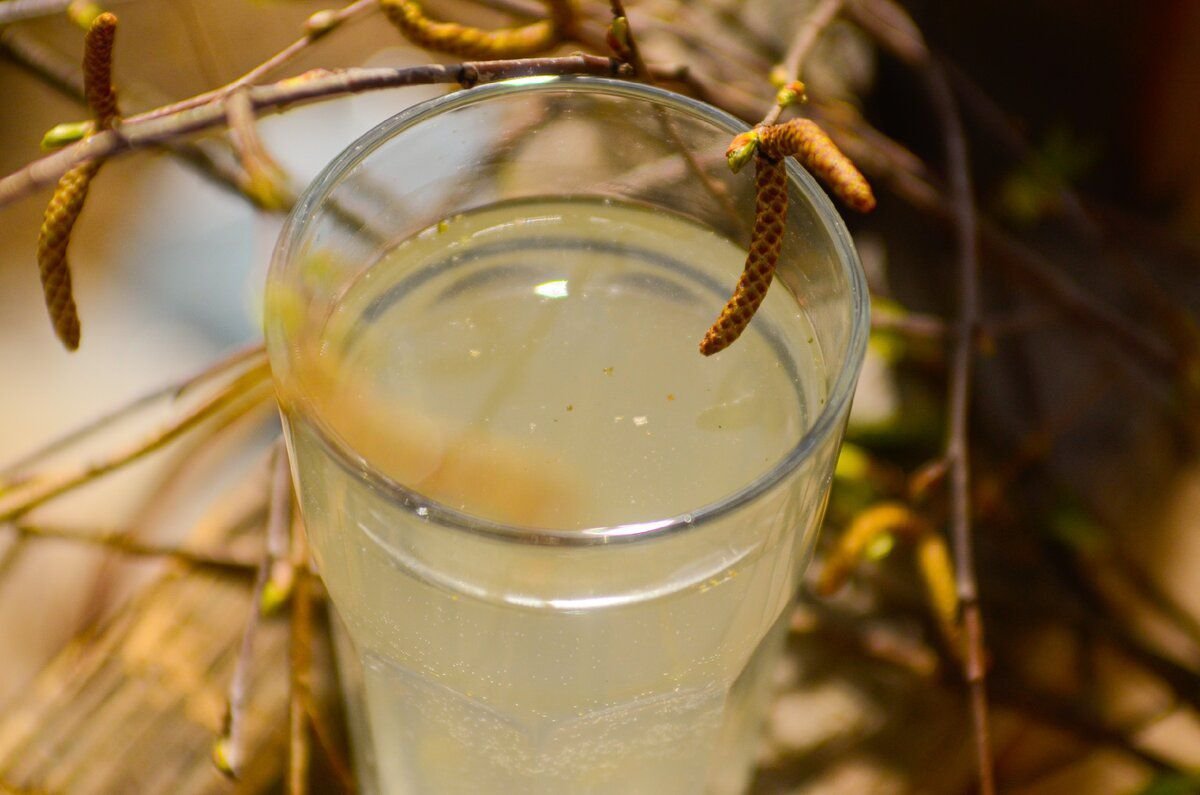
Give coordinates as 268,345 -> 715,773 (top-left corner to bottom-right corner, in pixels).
265,76 -> 868,795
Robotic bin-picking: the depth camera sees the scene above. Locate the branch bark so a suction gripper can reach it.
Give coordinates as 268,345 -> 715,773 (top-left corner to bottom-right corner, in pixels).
761,0 -> 844,126
848,1 -> 995,792
0,54 -> 634,208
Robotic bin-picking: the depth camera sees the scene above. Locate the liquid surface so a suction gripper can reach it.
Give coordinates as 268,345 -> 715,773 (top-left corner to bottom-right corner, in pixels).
286,198 -> 836,794
307,198 -> 825,529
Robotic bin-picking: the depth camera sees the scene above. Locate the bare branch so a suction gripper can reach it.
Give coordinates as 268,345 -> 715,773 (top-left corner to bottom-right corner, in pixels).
813,99 -> 1178,377
135,0 -> 379,124
288,521 -> 314,795
8,522 -> 259,575
0,360 -> 272,522
305,698 -> 356,793
0,343 -> 265,483
0,27 -> 291,208
0,54 -> 633,208
213,547 -> 272,777
923,47 -> 997,795
261,444 -> 297,613
848,1 -> 994,791
762,0 -> 843,126
226,88 -> 293,210
871,306 -> 947,339
607,0 -> 652,79
0,0 -> 66,23
0,26 -> 82,96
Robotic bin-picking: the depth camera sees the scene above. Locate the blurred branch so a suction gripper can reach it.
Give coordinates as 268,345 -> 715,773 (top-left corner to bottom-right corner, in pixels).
871,307 -> 946,339
0,360 -> 271,523
0,25 -> 81,96
982,226 -> 1177,374
288,521 -> 314,795
0,0 -> 65,24
1048,543 -> 1200,715
0,344 -> 265,484
847,2 -> 994,792
305,697 -> 355,793
942,55 -> 1200,416
922,44 -> 996,795
214,506 -> 274,778
815,97 -> 1178,379
225,88 -> 293,210
8,523 -> 259,575
990,677 -> 1179,777
262,444 -> 296,613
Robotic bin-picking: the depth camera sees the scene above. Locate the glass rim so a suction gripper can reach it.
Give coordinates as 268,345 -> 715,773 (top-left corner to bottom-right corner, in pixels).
270,75 -> 870,547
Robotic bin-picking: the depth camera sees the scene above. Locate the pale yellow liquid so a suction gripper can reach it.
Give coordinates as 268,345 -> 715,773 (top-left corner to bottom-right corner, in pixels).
285,199 -> 829,794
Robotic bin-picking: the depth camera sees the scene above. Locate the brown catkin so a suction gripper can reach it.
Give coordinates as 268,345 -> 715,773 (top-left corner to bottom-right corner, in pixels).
37,160 -> 101,351
380,0 -> 571,59
84,12 -> 119,129
759,118 -> 875,212
32,12 -> 120,351
699,154 -> 788,356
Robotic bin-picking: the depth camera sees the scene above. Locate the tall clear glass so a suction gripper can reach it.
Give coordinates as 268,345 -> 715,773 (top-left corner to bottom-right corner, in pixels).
265,77 -> 868,795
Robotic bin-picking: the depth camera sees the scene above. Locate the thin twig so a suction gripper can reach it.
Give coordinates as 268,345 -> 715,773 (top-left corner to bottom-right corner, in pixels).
304,698 -> 356,794
848,1 -> 994,791
0,362 -> 272,522
991,681 -> 1178,776
7,523 -> 260,575
812,95 -> 1178,378
0,343 -> 265,483
70,392 -> 277,635
0,26 -> 82,97
926,50 -> 997,795
762,0 -> 843,126
607,0 -> 744,230
0,55 -> 634,207
607,0 -> 651,78
0,0 -> 69,23
226,88 -> 293,210
2,532 -> 30,588
288,522 -> 314,795
262,443 -> 296,613
871,306 -> 946,339
214,542 -> 273,778
133,0 -> 379,124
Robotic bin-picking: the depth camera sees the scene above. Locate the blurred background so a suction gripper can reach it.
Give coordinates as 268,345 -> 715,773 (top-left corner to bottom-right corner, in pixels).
1,1 -> 1199,793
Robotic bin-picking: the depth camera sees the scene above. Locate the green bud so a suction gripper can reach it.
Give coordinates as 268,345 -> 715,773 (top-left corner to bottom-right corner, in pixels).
606,16 -> 632,57
863,531 -> 896,562
725,132 -> 759,174
212,735 -> 237,778
41,121 -> 93,151
305,9 -> 340,38
260,573 -> 294,615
